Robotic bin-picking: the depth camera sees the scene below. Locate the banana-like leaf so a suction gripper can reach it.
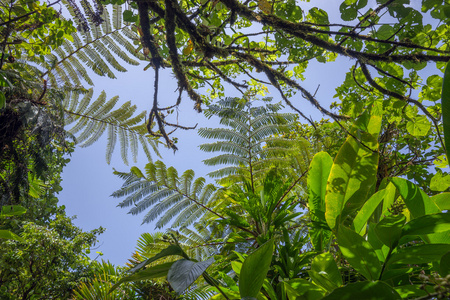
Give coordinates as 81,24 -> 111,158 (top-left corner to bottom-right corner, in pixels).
401,213 -> 450,237
308,152 -> 333,251
375,215 -> 406,249
325,115 -> 380,231
309,252 -> 342,292
337,226 -> 381,280
322,281 -> 401,300
387,244 -> 450,266
441,61 -> 450,162
239,239 -> 274,298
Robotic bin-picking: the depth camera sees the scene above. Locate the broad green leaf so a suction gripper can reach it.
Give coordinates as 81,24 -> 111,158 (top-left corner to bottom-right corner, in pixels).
390,178 -> 441,218
441,61 -> 450,162
239,239 -> 274,298
406,115 -> 431,136
325,122 -> 379,231
167,258 -> 214,294
388,244 -> 450,266
322,281 -> 401,300
394,284 -> 434,299
353,189 -> 386,235
283,279 -> 325,300
109,244 -> 185,293
375,215 -> 406,248
309,252 -> 342,292
390,178 -> 448,243
0,205 -> 27,217
129,244 -> 185,273
308,152 -> 333,251
381,267 -> 415,281
401,213 -> 450,236
431,193 -> 450,210
430,172 -> 450,191
114,262 -> 174,283
337,226 -> 381,280
368,222 -> 390,262
0,91 -> 5,110
440,251 -> 450,276
0,229 -> 24,242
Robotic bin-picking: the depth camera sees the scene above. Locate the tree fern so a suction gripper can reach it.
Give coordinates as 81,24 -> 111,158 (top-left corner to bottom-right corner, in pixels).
200,97 -> 306,188
112,98 -> 312,228
64,88 -> 160,164
111,161 -> 223,228
35,2 -> 144,89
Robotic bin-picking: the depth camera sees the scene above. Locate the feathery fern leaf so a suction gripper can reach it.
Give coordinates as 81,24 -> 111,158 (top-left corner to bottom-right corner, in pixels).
64,89 -> 160,164
200,98 -> 303,187
31,2 -> 145,89
112,161 -> 222,228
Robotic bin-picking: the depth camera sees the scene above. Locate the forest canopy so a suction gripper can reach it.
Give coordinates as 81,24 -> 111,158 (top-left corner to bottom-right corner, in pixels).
1,0 -> 450,299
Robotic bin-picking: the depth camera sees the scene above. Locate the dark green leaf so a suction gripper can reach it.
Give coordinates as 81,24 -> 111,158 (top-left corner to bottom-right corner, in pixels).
401,213 -> 450,237
309,252 -> 342,292
0,205 -> 27,217
239,239 -> 274,298
0,91 -> 5,110
375,215 -> 406,248
388,244 -> 450,266
115,262 -> 174,283
440,251 -> 450,277
322,281 -> 401,300
441,61 -> 450,162
337,226 -> 381,280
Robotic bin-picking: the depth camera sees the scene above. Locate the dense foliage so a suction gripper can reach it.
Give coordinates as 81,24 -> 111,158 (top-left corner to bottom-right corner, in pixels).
1,0 -> 450,299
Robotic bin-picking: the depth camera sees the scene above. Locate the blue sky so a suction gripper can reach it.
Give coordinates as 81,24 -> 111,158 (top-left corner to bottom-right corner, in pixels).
57,0 -> 377,266
58,57 -> 349,265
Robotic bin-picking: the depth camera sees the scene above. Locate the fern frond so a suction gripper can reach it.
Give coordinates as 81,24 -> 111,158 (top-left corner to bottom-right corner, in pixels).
113,161 -> 221,228
64,89 -> 158,164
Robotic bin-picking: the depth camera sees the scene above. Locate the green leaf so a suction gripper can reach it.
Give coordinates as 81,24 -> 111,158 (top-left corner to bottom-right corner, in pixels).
353,188 -> 386,235
167,258 -> 214,294
337,226 -> 381,280
0,229 -> 24,242
388,244 -> 450,266
394,284 -> 433,299
308,152 -> 333,251
322,281 -> 401,300
282,279 -> 325,300
440,251 -> 450,276
431,193 -> 450,211
0,205 -> 27,217
406,115 -> 431,136
239,239 -> 274,298
309,252 -> 342,292
401,213 -> 450,236
325,118 -> 379,231
390,178 -> 441,218
109,244 -> 185,293
0,91 -> 5,110
441,61 -> 450,163
375,215 -> 406,248
115,262 -> 174,283
430,172 -> 450,192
